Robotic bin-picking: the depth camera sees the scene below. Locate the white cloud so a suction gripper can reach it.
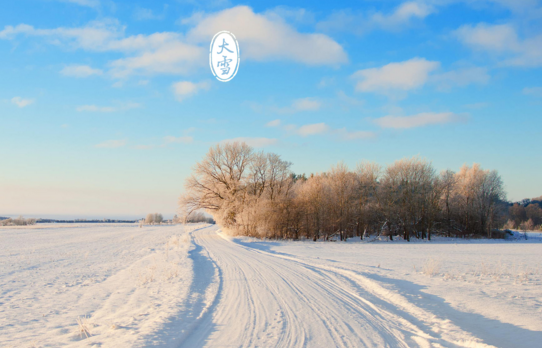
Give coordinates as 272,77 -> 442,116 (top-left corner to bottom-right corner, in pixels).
59,0 -> 100,8
278,121 -> 375,140
292,98 -> 321,111
186,6 -> 347,66
287,122 -> 375,140
352,58 -> 488,94
431,67 -> 490,89
222,137 -> 278,148
94,139 -> 127,148
133,8 -> 163,21
266,119 -> 281,127
0,21 -> 205,78
352,58 -> 440,94
172,81 -> 210,102
263,6 -> 315,25
0,20 -> 124,50
110,41 -> 205,78
480,0 -> 541,12
454,23 -> 542,67
374,112 -> 466,129
0,6 -> 346,80
78,105 -> 115,112
256,97 -> 322,114
318,0 -> 540,37
333,128 -> 376,140
134,144 -> 157,150
523,87 -> 542,97
76,103 -> 140,112
11,97 -> 34,108
164,136 -> 193,144
455,23 -> 518,52
317,1 -> 434,35
60,64 -> 103,77
372,1 -> 433,29
297,123 -> 330,136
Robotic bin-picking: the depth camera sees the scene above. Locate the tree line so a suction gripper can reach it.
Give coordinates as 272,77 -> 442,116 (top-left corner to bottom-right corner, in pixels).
505,197 -> 542,231
180,142 -> 510,241
0,216 -> 37,226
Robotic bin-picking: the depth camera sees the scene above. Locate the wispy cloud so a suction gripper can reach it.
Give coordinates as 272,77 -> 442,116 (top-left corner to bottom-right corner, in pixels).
94,139 -> 127,148
11,97 -> 34,108
271,120 -> 375,140
133,144 -> 157,150
265,119 -> 281,127
523,86 -> 542,97
249,97 -> 322,114
336,91 -> 364,108
58,0 -> 100,8
352,58 -> 440,94
133,7 -> 164,21
0,5 -> 346,80
317,2 -> 434,35
61,65 -> 103,78
333,128 -> 376,140
221,137 -> 278,148
454,23 -> 542,67
431,67 -> 490,90
352,58 -> 489,96
172,81 -> 210,102
76,103 -> 141,112
292,98 -> 321,111
297,123 -> 330,136
164,136 -> 193,144
185,6 -> 347,66
374,112 -> 467,129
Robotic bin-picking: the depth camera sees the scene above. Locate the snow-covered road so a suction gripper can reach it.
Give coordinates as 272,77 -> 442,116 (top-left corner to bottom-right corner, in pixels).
2,224 -> 540,347
183,226 -> 507,348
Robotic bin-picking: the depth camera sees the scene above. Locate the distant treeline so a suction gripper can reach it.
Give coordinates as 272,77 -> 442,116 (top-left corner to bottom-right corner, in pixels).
0,216 -> 37,226
0,217 -> 140,225
506,197 -> 542,231
176,211 -> 216,224
180,142 -> 513,241
36,219 -> 140,224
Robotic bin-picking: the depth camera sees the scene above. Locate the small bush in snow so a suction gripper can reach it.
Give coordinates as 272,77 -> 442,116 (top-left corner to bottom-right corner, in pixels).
422,258 -> 441,277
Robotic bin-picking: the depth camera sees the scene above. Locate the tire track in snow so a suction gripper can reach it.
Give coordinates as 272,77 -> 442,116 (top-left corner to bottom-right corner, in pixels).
188,227 -> 469,347
221,233 -> 498,348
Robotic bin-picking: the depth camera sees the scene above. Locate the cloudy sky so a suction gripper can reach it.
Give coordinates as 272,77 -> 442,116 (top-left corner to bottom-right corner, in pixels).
1,0 -> 541,218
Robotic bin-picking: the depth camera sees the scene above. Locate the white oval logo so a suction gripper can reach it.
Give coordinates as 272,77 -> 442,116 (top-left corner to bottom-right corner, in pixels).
210,31 -> 240,82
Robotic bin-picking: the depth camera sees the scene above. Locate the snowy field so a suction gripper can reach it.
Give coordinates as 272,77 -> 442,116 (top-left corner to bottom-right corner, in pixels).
1,224 -> 541,347
0,223 -> 209,347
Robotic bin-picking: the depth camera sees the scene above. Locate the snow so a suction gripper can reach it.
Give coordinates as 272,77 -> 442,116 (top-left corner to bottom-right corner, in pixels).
507,230 -> 542,241
2,224 -> 541,347
0,223 -> 209,347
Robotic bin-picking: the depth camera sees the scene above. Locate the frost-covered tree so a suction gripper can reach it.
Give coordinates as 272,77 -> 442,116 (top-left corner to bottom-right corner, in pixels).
526,204 -> 542,226
154,213 -> 163,224
180,142 -> 508,241
519,218 -> 534,232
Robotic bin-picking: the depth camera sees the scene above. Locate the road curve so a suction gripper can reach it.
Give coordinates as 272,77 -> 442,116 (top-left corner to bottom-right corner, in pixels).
181,226 -> 494,348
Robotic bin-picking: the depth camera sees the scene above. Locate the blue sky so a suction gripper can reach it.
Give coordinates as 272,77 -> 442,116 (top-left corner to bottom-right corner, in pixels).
1,0 -> 541,218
